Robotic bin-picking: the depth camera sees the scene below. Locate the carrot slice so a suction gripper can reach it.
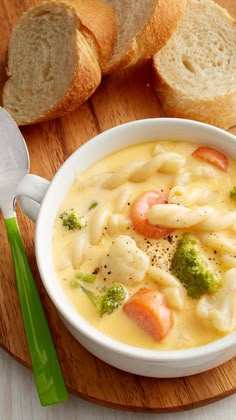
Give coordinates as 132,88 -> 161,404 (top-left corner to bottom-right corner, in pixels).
192,146 -> 229,172
123,288 -> 173,341
130,190 -> 174,239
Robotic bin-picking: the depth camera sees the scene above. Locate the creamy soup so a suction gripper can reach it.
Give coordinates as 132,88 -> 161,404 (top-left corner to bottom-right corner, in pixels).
52,141 -> 236,350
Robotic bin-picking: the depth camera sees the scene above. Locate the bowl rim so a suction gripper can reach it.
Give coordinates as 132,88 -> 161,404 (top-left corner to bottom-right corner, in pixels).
35,117 -> 236,362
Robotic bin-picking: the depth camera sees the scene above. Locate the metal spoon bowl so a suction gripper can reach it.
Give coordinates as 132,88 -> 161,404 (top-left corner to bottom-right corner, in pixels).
0,107 -> 67,406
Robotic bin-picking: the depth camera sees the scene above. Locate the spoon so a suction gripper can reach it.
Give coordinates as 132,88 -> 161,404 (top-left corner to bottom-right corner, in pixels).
0,107 -> 67,406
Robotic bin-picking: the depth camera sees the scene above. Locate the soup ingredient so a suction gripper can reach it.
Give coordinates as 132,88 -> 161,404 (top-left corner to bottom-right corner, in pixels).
192,146 -> 229,172
171,234 -> 222,299
71,272 -> 96,287
123,288 -> 173,341
131,190 -> 174,239
197,268 -> 236,333
76,272 -> 96,283
88,202 -> 99,210
81,284 -> 126,317
230,187 -> 236,200
100,235 -> 149,285
152,0 -> 236,130
59,209 -> 86,230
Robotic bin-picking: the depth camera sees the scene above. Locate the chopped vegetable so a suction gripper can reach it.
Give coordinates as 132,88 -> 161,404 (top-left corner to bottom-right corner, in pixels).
71,272 -> 96,288
81,284 -> 126,317
59,208 -> 86,230
130,190 -> 174,239
100,235 -> 149,286
230,186 -> 236,199
171,234 -> 222,299
123,288 -> 173,341
76,272 -> 96,283
71,279 -> 80,288
192,146 -> 228,172
88,201 -> 98,210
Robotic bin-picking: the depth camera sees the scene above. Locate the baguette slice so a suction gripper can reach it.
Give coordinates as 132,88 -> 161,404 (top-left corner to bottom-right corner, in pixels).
102,0 -> 187,74
153,0 -> 236,130
2,0 -> 116,126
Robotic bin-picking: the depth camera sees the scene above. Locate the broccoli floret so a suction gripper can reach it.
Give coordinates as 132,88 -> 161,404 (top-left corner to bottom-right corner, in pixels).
59,208 -> 86,230
230,186 -> 236,200
81,284 -> 126,317
171,234 -> 222,299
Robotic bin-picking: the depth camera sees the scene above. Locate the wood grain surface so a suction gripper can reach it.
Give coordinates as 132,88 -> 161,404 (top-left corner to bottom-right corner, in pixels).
0,0 -> 236,413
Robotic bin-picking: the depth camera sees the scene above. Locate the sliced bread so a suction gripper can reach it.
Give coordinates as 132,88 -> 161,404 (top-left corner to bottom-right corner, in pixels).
102,0 -> 187,74
2,0 -> 116,126
152,0 -> 236,130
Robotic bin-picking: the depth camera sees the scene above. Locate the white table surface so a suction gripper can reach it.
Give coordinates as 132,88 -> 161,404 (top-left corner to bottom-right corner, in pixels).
1,348 -> 236,420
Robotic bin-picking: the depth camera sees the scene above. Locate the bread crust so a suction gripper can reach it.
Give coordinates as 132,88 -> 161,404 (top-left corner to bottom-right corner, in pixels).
153,67 -> 236,130
3,0 -> 116,125
136,0 -> 187,60
60,0 -> 116,70
103,0 -> 187,74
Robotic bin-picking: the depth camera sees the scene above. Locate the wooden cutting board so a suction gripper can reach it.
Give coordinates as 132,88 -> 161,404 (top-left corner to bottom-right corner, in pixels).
0,0 -> 236,413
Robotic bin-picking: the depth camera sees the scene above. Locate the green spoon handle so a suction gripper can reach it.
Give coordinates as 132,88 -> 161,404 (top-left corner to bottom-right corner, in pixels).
5,216 -> 67,406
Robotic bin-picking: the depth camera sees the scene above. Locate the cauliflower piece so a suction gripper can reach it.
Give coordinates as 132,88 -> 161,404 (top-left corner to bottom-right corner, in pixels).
196,268 -> 236,333
100,235 -> 149,285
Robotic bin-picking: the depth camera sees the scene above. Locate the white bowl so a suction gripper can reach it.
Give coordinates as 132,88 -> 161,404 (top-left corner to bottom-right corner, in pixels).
16,118 -> 236,378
